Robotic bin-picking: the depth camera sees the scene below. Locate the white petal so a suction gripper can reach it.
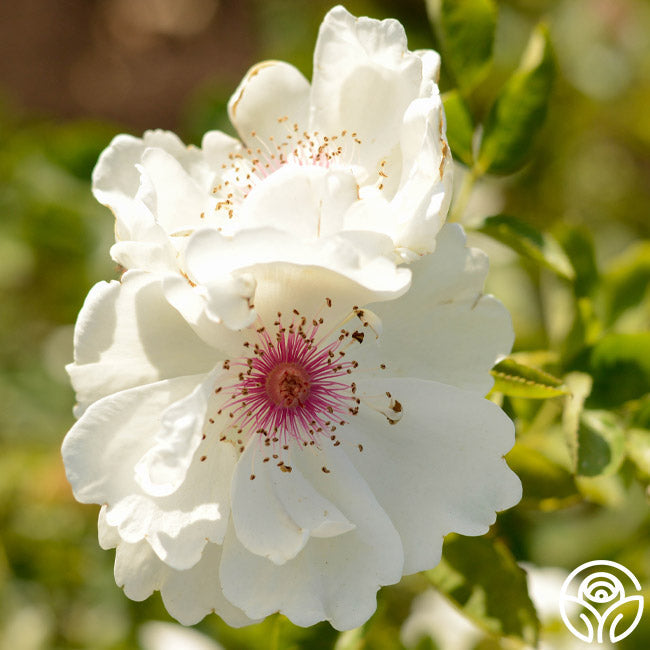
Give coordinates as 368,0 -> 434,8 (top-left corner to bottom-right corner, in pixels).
236,165 -> 359,240
140,147 -> 209,233
67,271 -> 217,410
230,442 -> 354,565
201,130 -> 243,170
228,60 -> 310,147
63,376 -> 235,569
221,444 -> 403,630
368,223 -> 513,395
134,370 -> 222,497
109,240 -> 176,273
162,272 -> 256,343
98,506 -> 120,550
92,133 -> 146,216
183,227 -> 410,332
115,539 -> 167,601
349,376 -> 521,574
161,543 -> 257,627
391,96 -> 452,253
63,377 -> 198,502
114,539 -> 255,627
92,130 -> 210,242
415,49 -> 442,94
310,6 -> 423,175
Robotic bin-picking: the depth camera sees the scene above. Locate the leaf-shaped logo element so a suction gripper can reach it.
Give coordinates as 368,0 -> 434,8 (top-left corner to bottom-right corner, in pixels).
560,595 -> 598,643
603,595 -> 644,643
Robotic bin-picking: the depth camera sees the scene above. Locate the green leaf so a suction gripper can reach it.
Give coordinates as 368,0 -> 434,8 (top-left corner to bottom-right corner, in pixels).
602,241 -> 650,325
589,333 -> 650,408
626,428 -> 650,478
478,24 -> 555,175
576,410 -> 626,477
562,298 -> 601,364
427,535 -> 539,646
475,215 -> 574,279
442,90 -> 474,166
562,372 -> 593,472
554,224 -> 599,298
491,358 -> 568,399
426,0 -> 497,93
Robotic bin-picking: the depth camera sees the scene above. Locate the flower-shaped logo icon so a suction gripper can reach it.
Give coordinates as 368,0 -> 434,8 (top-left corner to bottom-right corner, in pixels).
559,560 -> 643,644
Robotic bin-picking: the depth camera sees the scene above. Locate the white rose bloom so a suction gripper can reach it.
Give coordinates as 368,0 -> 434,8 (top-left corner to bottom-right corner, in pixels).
91,5 -> 451,332
62,223 -> 521,631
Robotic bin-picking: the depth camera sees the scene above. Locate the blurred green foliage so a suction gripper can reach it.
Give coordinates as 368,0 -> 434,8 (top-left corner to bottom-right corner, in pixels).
1,0 -> 649,649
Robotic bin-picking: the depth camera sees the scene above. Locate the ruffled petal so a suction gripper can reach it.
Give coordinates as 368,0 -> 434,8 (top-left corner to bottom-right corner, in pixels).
134,370 -> 222,497
183,227 -> 410,332
349,376 -> 521,574
368,224 -> 513,395
139,147 -> 210,234
221,444 -> 403,630
67,271 -> 218,411
114,539 -> 255,627
310,6 -> 423,176
161,543 -> 257,627
63,376 -> 235,569
92,130 -> 211,242
228,60 -> 310,148
115,538 -> 168,601
230,441 -> 354,565
391,96 -> 452,253
162,272 -> 257,340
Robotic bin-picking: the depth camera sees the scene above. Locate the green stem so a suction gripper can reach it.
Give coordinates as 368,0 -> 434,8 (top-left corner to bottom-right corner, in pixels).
448,168 -> 477,223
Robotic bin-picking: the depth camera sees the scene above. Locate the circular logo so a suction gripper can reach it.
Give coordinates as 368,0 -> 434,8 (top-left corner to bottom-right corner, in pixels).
559,560 -> 643,644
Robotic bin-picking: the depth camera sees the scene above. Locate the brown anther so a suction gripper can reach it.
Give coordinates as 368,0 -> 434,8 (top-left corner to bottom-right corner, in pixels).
322,466 -> 331,474
200,456 -> 207,462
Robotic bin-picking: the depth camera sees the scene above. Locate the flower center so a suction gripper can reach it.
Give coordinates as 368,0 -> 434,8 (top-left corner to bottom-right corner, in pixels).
209,123 -> 386,224
265,362 -> 311,407
203,303 -> 402,477
212,304 -> 363,452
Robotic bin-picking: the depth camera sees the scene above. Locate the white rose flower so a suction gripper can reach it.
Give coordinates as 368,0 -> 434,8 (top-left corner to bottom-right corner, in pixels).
91,5 -> 451,331
62,223 -> 521,630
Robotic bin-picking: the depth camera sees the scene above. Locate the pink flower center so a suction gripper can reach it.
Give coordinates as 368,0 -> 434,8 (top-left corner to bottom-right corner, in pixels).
265,362 -> 311,407
214,307 -> 362,451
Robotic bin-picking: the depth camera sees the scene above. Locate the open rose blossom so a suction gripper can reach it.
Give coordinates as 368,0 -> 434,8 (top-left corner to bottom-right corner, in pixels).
90,5 -> 451,333
62,5 -> 521,632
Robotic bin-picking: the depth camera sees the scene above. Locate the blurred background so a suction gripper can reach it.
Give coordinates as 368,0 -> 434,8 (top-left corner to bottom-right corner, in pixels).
0,0 -> 649,648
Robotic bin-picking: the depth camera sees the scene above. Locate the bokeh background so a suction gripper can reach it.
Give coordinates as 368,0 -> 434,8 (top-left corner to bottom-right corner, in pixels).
1,0 -> 649,648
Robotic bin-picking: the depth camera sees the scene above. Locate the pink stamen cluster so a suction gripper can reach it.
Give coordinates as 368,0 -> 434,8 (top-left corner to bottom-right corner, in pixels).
216,308 -> 361,450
